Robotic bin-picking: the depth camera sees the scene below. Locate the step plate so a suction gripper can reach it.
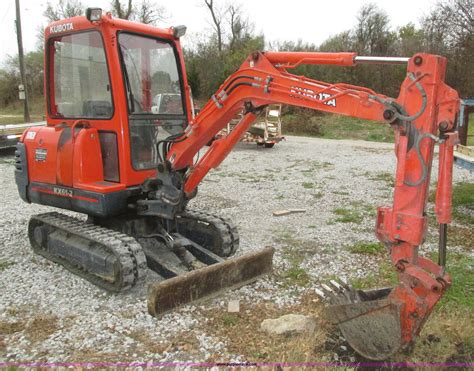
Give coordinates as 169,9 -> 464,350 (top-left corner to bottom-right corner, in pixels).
147,246 -> 274,316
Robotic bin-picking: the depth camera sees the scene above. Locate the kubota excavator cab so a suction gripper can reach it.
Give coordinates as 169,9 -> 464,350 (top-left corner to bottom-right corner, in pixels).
17,10 -> 192,214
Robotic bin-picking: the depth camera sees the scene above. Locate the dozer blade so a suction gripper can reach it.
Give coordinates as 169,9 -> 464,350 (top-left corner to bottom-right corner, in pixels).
148,246 -> 274,316
318,282 -> 404,360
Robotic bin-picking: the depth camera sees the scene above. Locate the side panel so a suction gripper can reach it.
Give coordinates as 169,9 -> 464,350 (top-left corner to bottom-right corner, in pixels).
23,126 -> 60,185
18,126 -> 130,217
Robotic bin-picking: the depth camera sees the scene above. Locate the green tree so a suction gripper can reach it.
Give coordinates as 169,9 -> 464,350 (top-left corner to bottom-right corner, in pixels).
0,51 -> 44,107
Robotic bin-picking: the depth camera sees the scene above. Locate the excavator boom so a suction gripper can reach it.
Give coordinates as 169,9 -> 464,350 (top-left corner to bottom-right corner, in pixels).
164,51 -> 459,359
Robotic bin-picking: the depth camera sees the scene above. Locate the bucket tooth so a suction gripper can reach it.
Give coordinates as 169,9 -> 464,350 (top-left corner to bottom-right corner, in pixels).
315,288 -> 327,299
329,279 -> 343,292
147,246 -> 274,316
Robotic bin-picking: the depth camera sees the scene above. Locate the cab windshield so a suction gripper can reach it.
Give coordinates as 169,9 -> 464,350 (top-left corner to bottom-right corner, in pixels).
118,33 -> 187,170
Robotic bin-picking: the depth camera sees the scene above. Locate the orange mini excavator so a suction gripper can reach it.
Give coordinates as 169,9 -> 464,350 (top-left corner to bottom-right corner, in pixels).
15,8 -> 460,359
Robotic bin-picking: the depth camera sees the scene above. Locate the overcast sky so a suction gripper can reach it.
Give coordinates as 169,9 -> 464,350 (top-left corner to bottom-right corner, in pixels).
0,0 -> 437,65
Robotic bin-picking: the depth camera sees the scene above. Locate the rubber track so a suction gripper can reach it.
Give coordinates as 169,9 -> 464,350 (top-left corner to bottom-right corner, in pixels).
30,212 -> 148,292
179,210 -> 239,257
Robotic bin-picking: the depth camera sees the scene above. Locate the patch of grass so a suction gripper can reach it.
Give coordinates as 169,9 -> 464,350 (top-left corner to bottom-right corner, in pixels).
407,306 -> 474,363
275,194 -> 285,200
332,207 -> 363,223
282,266 -> 310,287
313,192 -> 323,199
349,242 -> 384,255
0,260 -> 15,271
302,182 -> 315,189
371,172 -> 395,187
0,115 -> 44,125
222,313 -> 239,327
351,259 -> 397,290
283,111 -> 394,143
432,253 -> 474,310
301,161 -> 334,172
274,228 -> 296,244
452,182 -> 474,225
429,182 -> 473,226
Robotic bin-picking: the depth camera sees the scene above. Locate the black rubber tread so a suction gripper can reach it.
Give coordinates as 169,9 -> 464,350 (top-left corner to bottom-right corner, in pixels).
28,212 -> 147,292
177,210 -> 239,257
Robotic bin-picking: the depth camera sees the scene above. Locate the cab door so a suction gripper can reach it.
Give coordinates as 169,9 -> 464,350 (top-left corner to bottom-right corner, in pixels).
47,30 -> 116,187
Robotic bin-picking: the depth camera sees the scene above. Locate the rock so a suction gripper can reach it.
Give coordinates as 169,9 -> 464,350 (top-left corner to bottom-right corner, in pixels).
260,314 -> 316,335
227,300 -> 240,313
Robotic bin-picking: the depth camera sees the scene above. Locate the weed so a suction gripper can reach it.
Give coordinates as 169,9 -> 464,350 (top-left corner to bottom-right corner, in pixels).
0,260 -> 15,271
222,313 -> 239,327
313,192 -> 323,199
349,242 -> 384,255
351,259 -> 397,290
302,182 -> 314,189
371,172 -> 395,186
332,207 -> 362,223
283,266 -> 310,287
274,228 -> 296,243
333,190 -> 349,196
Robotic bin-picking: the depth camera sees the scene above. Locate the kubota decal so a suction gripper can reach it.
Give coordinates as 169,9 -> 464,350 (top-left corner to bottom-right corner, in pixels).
50,23 -> 74,34
290,86 -> 337,107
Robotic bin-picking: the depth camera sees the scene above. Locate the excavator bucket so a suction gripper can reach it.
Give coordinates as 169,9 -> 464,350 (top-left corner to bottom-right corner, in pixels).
318,281 -> 404,360
148,246 -> 274,316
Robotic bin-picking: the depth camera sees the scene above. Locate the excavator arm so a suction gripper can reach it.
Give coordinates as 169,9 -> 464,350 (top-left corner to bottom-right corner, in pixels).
167,51 -> 460,359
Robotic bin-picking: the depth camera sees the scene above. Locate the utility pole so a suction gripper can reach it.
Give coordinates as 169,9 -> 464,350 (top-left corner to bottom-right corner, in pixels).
15,0 -> 31,123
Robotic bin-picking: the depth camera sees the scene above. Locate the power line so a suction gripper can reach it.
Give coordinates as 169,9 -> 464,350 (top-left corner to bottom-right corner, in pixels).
0,1 -> 14,24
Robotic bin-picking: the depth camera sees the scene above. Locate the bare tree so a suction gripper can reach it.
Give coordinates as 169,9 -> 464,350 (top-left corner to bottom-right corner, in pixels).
111,0 -> 134,20
227,4 -> 252,50
204,0 -> 224,52
421,0 -> 473,96
111,0 -> 166,24
38,0 -> 85,47
440,0 -> 473,40
43,0 -> 85,22
135,0 -> 167,25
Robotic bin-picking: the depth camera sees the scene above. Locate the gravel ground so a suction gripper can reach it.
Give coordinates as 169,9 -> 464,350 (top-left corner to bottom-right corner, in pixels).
0,136 -> 473,363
